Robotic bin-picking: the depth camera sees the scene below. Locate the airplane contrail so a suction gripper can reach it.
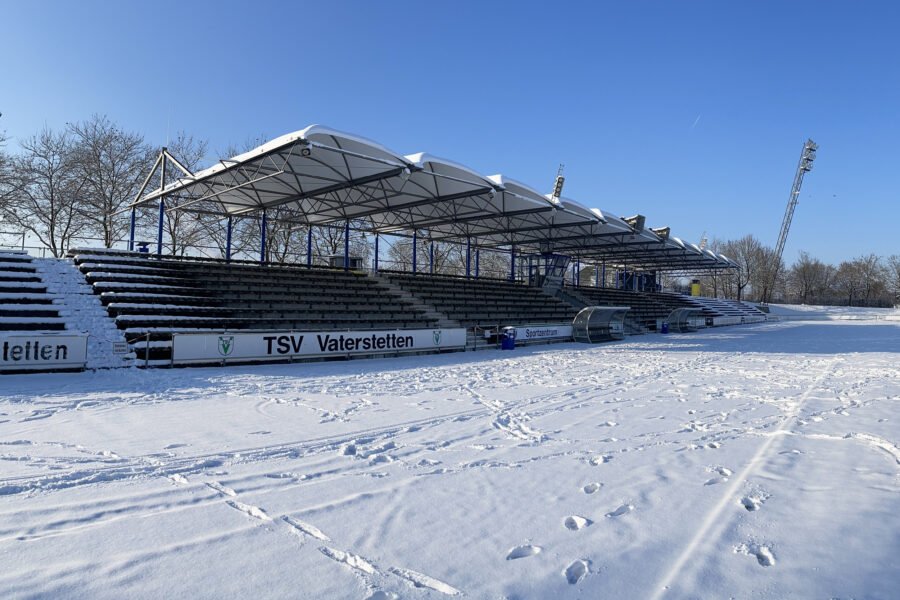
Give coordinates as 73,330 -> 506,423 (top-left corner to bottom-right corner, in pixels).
690,114 -> 702,130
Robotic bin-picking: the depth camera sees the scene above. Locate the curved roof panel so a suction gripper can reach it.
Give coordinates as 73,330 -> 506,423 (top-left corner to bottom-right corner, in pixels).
133,124 -> 734,271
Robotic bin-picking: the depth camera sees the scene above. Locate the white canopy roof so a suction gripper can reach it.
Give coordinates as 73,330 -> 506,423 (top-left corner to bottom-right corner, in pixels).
135,125 -> 731,271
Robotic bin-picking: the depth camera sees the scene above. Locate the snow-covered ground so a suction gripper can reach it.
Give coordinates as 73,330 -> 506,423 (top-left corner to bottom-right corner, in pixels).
768,302 -> 900,320
1,316 -> 898,599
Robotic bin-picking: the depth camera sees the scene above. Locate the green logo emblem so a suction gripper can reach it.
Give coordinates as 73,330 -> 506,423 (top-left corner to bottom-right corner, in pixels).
433,330 -> 442,345
218,335 -> 235,356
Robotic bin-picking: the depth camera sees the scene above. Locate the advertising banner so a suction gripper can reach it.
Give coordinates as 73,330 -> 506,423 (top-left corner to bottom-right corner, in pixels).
172,328 -> 466,364
512,324 -> 573,343
0,334 -> 88,371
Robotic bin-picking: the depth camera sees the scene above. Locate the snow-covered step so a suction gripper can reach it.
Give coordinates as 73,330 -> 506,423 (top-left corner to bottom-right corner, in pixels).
33,258 -> 133,369
0,261 -> 37,271
93,282 -> 201,291
84,271 -> 191,281
0,271 -> 41,280
116,315 -> 226,323
0,293 -> 59,303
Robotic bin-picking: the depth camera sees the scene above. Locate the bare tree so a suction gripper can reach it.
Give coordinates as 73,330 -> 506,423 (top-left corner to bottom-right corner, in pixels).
0,128 -> 87,257
0,131 -> 11,204
854,254 -> 886,306
721,235 -> 761,301
257,207 -> 310,264
788,251 -> 825,303
153,131 -> 209,256
697,239 -> 726,297
386,235 -> 475,275
312,222 -> 371,267
886,255 -> 900,306
69,115 -> 153,247
833,261 -> 863,306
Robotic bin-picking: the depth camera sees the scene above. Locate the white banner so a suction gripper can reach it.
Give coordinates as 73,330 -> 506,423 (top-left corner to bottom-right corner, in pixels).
0,334 -> 88,371
172,328 -> 467,364
512,324 -> 573,342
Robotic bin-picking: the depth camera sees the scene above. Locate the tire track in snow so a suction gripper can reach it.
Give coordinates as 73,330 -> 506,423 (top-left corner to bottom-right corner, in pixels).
0,408 -> 485,497
649,357 -> 841,599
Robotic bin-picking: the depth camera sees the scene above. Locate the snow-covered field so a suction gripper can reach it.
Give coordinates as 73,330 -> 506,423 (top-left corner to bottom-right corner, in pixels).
1,317 -> 898,599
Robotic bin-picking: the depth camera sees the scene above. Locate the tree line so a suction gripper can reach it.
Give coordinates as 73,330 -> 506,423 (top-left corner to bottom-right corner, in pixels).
2,117 -> 896,306
695,235 -> 899,308
0,117 -> 376,265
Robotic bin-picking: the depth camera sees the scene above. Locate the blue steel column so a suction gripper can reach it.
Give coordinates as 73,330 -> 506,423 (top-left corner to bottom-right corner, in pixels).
429,240 -> 434,274
129,208 -> 136,251
306,228 -> 313,266
374,233 -> 379,272
343,221 -> 350,271
465,238 -> 471,278
509,246 -> 515,282
225,216 -> 233,262
156,199 -> 164,256
259,211 -> 267,263
412,231 -> 417,274
475,249 -> 480,278
601,262 -> 606,288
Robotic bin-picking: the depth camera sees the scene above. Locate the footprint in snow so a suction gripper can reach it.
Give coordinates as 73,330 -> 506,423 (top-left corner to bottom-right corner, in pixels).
740,492 -> 769,512
736,543 -> 776,567
582,482 -> 602,494
563,559 -> 590,584
564,516 -> 591,530
704,477 -> 728,486
319,546 -> 376,575
282,516 -> 330,541
605,504 -> 634,518
207,481 -> 237,497
226,500 -> 272,522
589,455 -> 612,466
506,544 -> 542,560
366,592 -> 398,600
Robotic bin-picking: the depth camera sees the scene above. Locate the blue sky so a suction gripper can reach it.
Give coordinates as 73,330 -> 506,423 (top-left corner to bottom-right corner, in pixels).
2,1 -> 898,264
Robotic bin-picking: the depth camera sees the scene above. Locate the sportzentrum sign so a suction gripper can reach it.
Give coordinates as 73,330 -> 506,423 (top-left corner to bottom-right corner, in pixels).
0,334 -> 88,371
512,324 -> 573,342
171,328 -> 466,364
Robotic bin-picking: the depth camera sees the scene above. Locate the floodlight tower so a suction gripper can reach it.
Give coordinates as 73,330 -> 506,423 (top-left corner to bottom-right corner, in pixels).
765,139 -> 817,304
551,164 -> 565,201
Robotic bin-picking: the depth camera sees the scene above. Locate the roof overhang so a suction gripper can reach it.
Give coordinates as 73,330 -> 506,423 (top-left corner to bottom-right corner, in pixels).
132,125 -> 733,272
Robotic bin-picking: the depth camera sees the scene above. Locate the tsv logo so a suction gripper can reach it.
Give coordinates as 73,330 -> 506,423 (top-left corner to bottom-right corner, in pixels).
432,330 -> 442,345
218,335 -> 235,356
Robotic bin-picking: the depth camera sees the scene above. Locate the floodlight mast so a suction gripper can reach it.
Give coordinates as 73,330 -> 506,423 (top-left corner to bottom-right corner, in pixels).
550,164 -> 565,201
764,138 -> 817,304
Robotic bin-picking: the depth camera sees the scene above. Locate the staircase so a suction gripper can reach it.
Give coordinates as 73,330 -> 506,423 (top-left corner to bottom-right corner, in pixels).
372,274 -> 459,328
33,258 -> 133,369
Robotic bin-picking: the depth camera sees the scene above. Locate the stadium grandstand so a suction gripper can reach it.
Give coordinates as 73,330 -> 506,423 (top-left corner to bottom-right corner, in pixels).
1,125 -> 765,372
